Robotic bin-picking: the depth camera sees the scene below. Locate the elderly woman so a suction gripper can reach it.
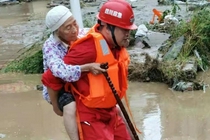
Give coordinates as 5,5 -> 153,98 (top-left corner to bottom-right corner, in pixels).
42,5 -> 105,140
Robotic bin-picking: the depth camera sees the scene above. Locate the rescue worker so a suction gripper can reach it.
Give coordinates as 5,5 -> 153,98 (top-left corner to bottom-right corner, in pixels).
42,5 -> 105,140
42,0 -> 137,139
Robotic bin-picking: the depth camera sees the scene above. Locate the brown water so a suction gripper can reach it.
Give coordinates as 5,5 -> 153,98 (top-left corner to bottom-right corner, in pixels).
0,1 -> 49,27
0,1 -> 210,140
127,71 -> 210,140
0,72 -> 209,140
0,73 -> 69,140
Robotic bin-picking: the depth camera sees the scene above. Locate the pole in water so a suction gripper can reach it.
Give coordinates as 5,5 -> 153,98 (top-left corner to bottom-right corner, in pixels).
100,63 -> 140,140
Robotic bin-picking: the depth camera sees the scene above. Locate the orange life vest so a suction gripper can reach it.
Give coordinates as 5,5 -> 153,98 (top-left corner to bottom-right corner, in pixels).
65,24 -> 130,108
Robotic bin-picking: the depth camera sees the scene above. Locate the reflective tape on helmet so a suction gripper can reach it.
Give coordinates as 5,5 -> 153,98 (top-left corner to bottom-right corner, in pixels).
104,8 -> 122,19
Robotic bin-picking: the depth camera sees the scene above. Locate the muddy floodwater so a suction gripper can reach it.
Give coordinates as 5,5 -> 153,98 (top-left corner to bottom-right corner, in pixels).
0,72 -> 210,140
0,73 -> 69,140
0,1 -> 210,140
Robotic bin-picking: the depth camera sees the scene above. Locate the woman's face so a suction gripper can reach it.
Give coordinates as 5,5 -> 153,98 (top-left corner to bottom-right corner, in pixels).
57,16 -> 79,44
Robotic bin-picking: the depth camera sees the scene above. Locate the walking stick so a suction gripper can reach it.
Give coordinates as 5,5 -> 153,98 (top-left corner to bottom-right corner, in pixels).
100,63 -> 140,140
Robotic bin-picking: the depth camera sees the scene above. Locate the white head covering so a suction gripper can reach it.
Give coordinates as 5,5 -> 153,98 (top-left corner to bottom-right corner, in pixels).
45,5 -> 73,32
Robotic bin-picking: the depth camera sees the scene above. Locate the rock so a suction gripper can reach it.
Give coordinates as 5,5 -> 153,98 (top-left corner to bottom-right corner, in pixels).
135,31 -> 170,49
148,32 -> 170,48
163,35 -> 184,61
132,30 -> 170,62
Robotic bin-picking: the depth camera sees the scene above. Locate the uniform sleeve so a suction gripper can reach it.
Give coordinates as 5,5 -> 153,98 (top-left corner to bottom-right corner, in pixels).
42,42 -> 81,82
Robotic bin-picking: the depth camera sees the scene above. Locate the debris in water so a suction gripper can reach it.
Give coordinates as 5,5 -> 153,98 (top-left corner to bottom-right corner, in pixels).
0,133 -> 6,138
35,85 -> 43,91
172,81 -> 194,92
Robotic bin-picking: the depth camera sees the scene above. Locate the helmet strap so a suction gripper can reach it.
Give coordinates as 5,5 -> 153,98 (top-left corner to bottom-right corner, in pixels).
107,24 -> 121,50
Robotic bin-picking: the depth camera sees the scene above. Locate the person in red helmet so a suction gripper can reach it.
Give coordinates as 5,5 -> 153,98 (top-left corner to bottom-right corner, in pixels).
42,0 -> 137,139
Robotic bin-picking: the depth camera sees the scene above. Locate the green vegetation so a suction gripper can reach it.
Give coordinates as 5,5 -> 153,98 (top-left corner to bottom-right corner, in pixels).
164,7 -> 210,68
1,31 -> 49,74
128,7 -> 210,87
1,42 -> 44,74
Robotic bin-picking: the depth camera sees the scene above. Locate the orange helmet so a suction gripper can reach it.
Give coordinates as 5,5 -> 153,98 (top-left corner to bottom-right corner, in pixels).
97,0 -> 137,30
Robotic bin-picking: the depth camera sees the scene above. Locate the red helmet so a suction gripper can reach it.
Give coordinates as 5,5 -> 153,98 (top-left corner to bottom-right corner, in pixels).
97,0 -> 137,30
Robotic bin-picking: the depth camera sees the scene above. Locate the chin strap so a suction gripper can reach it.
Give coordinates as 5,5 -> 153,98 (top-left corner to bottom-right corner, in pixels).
107,24 -> 121,50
